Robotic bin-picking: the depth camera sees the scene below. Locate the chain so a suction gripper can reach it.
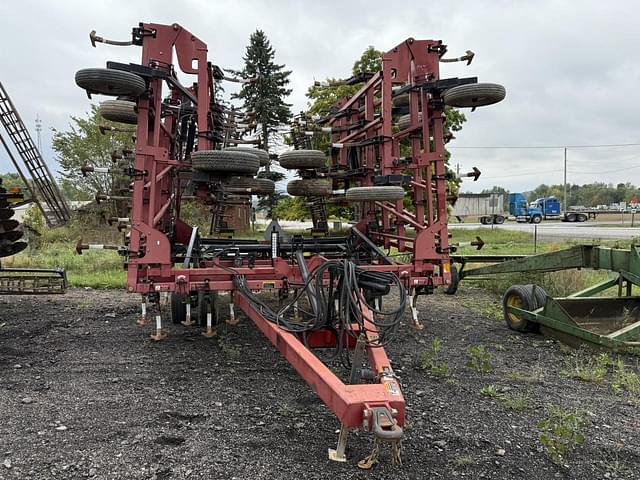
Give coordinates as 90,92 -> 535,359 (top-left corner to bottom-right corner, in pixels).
392,438 -> 402,466
357,438 -> 381,470
357,437 -> 403,469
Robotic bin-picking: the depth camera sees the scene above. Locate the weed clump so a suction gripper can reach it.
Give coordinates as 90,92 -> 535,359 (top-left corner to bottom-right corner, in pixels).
560,353 -> 609,383
466,345 -> 492,373
420,338 -> 450,377
537,405 -> 587,465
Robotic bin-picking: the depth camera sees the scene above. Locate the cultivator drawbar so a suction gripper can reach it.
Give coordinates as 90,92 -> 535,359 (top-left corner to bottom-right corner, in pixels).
75,22 -> 504,465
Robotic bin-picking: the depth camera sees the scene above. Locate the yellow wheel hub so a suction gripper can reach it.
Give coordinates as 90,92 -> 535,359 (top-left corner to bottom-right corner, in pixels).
505,294 -> 524,327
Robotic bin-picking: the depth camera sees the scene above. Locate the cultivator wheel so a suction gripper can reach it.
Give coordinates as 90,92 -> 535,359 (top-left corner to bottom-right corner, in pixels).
75,68 -> 146,97
223,147 -> 270,166
99,99 -> 138,124
226,177 -> 275,195
287,178 -> 333,197
191,150 -> 260,175
278,149 -> 326,170
443,264 -> 460,295
443,83 -> 506,109
345,186 -> 406,202
397,113 -> 422,131
392,93 -> 410,107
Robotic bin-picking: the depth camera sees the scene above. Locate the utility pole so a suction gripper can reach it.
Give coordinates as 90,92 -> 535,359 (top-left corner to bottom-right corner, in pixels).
35,115 -> 42,152
563,147 -> 567,212
456,162 -> 460,176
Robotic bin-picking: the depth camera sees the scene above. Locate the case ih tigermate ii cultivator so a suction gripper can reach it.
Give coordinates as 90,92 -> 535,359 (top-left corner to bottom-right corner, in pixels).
74,22 -> 504,466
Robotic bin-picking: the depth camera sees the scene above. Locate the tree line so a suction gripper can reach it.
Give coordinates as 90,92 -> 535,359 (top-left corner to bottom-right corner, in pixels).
480,182 -> 640,209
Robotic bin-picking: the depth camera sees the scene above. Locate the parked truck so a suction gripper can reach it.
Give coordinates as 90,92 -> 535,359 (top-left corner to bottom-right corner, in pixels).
509,193 -> 592,223
452,193 -> 506,224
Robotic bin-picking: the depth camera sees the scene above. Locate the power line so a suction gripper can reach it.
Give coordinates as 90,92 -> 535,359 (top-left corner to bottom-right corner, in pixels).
488,169 -> 564,179
449,143 -> 640,149
568,164 -> 640,175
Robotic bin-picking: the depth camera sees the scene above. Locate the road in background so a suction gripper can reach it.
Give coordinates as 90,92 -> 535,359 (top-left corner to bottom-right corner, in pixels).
252,218 -> 640,241
450,222 -> 640,241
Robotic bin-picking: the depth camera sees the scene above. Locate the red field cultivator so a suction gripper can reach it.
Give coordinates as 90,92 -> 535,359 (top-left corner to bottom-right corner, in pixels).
75,22 -> 503,466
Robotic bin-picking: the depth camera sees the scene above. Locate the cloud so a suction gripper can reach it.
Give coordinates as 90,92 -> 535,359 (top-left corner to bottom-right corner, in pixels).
1,0 -> 638,195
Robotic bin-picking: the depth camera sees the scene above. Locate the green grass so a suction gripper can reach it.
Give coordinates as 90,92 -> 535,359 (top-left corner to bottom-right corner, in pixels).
480,384 -> 530,411
500,392 -> 529,411
480,384 -> 500,398
560,353 -> 610,383
466,344 -> 492,373
611,358 -> 640,394
506,369 -> 545,384
452,455 -> 474,467
420,337 -> 451,378
5,242 -> 125,289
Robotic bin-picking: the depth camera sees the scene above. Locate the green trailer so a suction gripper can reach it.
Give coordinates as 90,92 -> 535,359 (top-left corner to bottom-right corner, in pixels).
452,245 -> 640,352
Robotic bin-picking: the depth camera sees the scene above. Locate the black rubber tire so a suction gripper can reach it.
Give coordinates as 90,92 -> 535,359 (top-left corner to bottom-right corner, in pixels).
278,150 -> 326,170
443,83 -> 506,109
503,284 -> 539,333
0,240 -> 27,258
171,293 -> 187,324
224,147 -> 270,167
494,215 -> 505,225
192,150 -> 259,175
443,264 -> 459,295
345,186 -> 405,202
226,177 -> 275,195
0,229 -> 23,243
577,213 -> 588,222
566,213 -> 577,222
530,284 -> 547,311
479,216 -> 489,225
0,219 -> 19,232
531,215 -> 542,224
397,112 -> 422,130
75,68 -> 146,97
287,179 -> 332,197
392,93 -> 410,107
0,209 -> 15,221
99,100 -> 138,124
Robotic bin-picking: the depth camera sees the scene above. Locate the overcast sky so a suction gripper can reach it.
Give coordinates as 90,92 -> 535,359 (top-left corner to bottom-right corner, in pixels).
1,0 -> 639,194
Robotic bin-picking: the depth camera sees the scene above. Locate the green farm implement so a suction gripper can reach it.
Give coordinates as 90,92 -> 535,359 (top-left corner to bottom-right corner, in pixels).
453,245 -> 640,352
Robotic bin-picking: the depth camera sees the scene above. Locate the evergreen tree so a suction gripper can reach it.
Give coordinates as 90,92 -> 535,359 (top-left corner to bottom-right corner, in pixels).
232,30 -> 292,152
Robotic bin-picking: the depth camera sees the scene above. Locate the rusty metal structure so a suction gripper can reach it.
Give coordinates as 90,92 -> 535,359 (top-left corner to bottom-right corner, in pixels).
75,22 -> 504,465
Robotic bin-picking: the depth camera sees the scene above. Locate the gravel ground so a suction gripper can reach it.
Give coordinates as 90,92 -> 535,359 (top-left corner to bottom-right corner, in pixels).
1,287 -> 639,479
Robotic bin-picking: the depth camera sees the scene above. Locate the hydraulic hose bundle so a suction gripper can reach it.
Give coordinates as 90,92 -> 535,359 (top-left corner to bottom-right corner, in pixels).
234,259 -> 406,354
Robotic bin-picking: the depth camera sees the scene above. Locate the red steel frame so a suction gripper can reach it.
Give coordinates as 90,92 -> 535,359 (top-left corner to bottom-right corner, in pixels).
329,39 -> 451,291
115,23 -> 454,442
